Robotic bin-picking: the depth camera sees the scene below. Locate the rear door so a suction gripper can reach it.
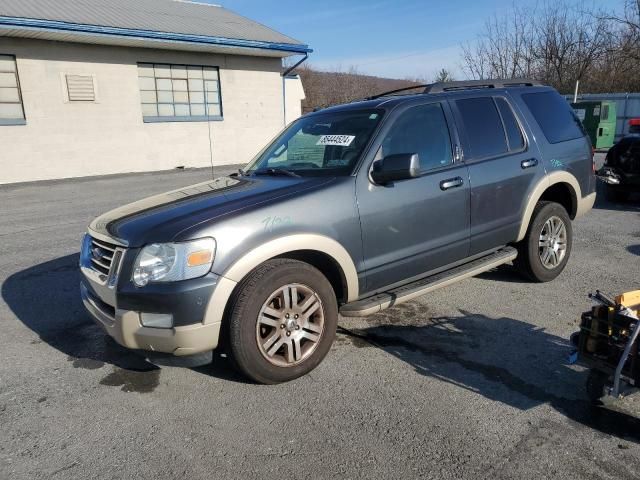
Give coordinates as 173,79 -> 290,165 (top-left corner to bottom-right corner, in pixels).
356,100 -> 470,295
450,93 -> 545,255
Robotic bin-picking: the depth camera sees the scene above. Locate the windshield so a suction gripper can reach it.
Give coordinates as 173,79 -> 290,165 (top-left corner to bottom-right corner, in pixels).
245,109 -> 384,176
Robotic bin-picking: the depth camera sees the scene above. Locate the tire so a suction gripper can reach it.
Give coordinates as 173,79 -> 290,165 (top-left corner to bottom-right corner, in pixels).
515,201 -> 573,282
227,258 -> 338,384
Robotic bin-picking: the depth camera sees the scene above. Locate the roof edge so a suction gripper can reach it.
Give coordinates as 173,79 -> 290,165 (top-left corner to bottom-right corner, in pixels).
0,16 -> 313,54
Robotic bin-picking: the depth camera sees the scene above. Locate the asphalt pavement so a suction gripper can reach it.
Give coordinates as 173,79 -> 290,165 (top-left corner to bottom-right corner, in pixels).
1,157 -> 640,479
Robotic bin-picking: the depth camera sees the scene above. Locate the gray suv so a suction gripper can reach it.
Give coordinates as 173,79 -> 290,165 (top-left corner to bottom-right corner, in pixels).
80,80 -> 596,383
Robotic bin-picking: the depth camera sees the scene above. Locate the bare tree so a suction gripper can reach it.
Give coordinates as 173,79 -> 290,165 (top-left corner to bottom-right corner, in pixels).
433,68 -> 455,83
461,4 -> 536,80
599,0 -> 640,61
534,5 -> 609,91
461,1 -> 639,93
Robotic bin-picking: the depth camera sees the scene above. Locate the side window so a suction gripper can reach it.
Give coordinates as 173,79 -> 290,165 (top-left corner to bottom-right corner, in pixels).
137,63 -> 222,121
380,103 -> 452,171
521,91 -> 585,144
0,54 -> 26,125
601,104 -> 609,121
455,97 -> 508,158
495,97 -> 525,151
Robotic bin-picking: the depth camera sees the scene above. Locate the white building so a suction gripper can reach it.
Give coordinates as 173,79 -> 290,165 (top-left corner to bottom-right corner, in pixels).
0,0 -> 308,184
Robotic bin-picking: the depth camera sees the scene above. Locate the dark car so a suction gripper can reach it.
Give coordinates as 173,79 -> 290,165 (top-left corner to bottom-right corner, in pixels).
80,79 -> 596,383
598,120 -> 640,202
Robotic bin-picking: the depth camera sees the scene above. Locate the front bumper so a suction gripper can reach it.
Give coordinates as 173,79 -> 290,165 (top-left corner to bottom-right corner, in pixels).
80,282 -> 220,356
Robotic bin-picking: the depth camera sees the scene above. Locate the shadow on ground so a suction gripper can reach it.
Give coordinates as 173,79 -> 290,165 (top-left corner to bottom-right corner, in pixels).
2,254 -> 152,364
1,254 -> 265,388
339,296 -> 640,443
476,264 -> 524,283
593,182 -> 640,212
6,254 -> 640,441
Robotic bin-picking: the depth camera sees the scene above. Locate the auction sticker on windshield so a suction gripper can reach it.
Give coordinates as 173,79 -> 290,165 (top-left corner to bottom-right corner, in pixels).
316,135 -> 355,147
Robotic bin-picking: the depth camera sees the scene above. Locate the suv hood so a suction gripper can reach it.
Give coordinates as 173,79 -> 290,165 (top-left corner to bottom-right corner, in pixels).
89,175 -> 335,247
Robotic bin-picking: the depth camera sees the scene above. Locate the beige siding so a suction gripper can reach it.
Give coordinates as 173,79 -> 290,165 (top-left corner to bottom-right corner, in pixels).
284,75 -> 305,126
0,38 -> 302,184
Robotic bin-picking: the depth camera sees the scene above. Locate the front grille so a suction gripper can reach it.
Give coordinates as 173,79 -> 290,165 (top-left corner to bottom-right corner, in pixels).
89,237 -> 118,275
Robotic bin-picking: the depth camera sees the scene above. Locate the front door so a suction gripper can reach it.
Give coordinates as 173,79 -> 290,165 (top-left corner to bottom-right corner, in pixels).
356,101 -> 470,295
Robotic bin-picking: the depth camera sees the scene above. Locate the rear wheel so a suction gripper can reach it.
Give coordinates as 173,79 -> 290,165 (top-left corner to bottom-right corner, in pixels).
227,259 -> 338,384
515,201 -> 572,282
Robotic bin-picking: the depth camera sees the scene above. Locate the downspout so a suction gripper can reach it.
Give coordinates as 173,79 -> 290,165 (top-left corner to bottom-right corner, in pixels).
282,53 -> 308,127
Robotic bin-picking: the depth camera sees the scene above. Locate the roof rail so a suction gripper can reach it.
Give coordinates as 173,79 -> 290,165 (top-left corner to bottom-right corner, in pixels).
424,79 -> 542,94
366,84 -> 433,100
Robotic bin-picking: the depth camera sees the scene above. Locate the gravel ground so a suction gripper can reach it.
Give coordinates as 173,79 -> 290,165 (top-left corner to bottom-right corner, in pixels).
1,157 -> 640,479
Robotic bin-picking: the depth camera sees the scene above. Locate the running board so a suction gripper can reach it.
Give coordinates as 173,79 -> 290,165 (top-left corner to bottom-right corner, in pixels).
340,247 -> 518,317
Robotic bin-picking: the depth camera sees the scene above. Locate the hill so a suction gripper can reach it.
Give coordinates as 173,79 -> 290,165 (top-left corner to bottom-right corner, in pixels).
295,66 -> 423,113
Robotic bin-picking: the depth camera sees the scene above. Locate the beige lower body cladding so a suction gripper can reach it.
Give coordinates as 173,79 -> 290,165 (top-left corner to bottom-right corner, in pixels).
0,38 -> 303,184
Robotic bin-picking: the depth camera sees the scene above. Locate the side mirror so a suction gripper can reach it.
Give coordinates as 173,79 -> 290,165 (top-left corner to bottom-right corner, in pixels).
370,153 -> 421,185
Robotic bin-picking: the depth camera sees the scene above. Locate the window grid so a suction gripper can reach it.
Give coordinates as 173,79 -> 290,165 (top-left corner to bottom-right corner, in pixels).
138,63 -> 222,122
0,54 -> 26,125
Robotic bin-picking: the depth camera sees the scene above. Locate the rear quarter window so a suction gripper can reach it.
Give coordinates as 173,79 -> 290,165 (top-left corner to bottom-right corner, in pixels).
522,91 -> 585,144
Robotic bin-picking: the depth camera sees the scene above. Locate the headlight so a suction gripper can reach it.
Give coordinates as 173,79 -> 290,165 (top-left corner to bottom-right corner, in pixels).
132,238 -> 215,287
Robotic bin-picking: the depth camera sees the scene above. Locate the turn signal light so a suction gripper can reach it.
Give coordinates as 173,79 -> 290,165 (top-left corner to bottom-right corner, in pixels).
187,250 -> 213,267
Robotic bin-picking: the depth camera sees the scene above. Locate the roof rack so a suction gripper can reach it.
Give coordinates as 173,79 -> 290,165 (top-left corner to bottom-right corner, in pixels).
365,78 -> 543,101
424,79 -> 542,94
366,84 -> 433,100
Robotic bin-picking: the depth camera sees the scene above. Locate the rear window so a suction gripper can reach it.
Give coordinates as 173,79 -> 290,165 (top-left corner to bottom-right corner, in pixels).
522,91 -> 585,144
455,97 -> 508,158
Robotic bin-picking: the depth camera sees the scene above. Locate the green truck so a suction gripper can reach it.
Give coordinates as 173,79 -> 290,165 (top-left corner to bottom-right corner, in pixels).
572,101 -> 617,149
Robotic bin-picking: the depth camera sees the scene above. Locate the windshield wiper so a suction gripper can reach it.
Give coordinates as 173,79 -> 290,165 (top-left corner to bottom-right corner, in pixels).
252,168 -> 300,178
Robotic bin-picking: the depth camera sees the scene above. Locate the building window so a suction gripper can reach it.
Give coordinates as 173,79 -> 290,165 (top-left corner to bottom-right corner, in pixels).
138,63 -> 222,122
0,54 -> 26,125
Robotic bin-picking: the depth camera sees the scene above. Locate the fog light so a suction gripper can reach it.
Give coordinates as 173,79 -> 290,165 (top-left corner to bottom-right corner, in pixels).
140,312 -> 173,329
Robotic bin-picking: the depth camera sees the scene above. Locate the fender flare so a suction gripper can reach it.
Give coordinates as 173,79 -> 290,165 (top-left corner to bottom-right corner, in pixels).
516,171 -> 582,242
203,234 -> 359,329
223,234 -> 359,301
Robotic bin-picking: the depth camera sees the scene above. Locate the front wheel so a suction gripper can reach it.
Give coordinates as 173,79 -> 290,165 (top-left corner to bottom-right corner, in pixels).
515,201 -> 573,282
227,259 -> 338,384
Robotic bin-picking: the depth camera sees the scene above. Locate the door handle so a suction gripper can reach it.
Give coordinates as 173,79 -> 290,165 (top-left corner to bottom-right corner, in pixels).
521,158 -> 538,169
440,177 -> 464,190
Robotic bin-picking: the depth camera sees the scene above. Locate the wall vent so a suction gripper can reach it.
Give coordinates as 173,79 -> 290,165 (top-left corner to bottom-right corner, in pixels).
65,74 -> 96,102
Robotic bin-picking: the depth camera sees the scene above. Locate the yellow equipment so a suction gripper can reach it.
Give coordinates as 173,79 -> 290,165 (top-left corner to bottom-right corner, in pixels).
572,290 -> 640,401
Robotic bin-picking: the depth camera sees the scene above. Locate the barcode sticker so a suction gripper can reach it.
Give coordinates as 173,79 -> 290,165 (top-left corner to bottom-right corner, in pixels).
316,135 -> 355,147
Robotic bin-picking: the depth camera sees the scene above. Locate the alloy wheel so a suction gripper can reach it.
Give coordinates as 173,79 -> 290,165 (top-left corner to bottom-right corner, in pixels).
538,215 -> 567,269
255,283 -> 325,367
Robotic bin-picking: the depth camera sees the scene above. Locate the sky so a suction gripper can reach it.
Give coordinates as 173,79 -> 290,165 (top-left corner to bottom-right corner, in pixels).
211,0 -> 622,81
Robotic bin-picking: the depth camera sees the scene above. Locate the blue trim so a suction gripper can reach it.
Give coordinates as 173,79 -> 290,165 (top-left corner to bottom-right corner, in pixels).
0,16 -> 313,54
143,115 -> 223,123
0,118 -> 26,126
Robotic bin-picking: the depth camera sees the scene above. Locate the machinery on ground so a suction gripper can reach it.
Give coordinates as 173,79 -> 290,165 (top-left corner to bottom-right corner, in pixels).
572,290 -> 640,403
